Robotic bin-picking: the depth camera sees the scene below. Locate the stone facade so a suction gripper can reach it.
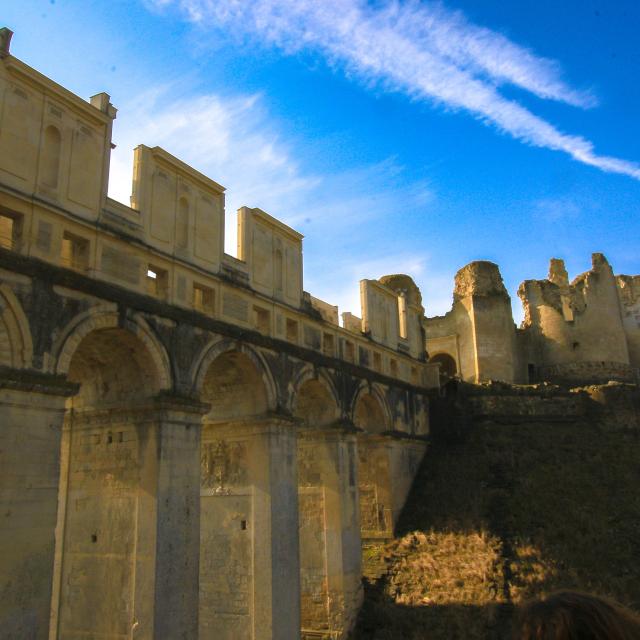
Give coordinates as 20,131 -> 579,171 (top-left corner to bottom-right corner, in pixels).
425,256 -> 640,386
2,25 -> 638,640
0,29 -> 434,640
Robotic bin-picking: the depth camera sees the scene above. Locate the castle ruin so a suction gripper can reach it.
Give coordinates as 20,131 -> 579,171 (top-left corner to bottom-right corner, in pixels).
0,28 -> 638,640
426,257 -> 639,387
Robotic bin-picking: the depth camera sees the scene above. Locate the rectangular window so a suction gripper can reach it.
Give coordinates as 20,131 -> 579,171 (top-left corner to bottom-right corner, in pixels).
373,352 -> 382,372
0,212 -> 22,251
193,283 -> 215,314
343,340 -> 355,363
390,359 -> 398,377
322,332 -> 335,357
147,264 -> 169,300
286,318 -> 299,343
254,306 -> 271,334
61,231 -> 89,271
303,325 -> 321,349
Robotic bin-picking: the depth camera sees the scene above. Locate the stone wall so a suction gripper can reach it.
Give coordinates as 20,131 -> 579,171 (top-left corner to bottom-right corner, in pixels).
425,262 -> 517,384
425,255 -> 640,387
0,33 -> 433,640
519,254 -> 630,370
617,274 -> 640,369
434,379 -> 639,432
538,361 -> 637,386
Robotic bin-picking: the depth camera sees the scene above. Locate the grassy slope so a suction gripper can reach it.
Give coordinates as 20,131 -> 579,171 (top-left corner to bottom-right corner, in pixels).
353,419 -> 640,640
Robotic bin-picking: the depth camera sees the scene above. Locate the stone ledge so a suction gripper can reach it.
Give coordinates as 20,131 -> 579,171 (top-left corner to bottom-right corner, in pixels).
0,365 -> 78,396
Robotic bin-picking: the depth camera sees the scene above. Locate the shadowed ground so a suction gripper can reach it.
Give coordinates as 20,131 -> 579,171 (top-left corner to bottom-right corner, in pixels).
352,417 -> 640,639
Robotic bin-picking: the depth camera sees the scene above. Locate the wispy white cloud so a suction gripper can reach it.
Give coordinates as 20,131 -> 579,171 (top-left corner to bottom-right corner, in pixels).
109,83 -> 431,227
305,249 -> 459,320
108,85 -> 321,253
147,0 -> 640,181
306,252 -> 430,321
532,196 -> 583,222
109,85 -> 318,217
108,84 -> 443,316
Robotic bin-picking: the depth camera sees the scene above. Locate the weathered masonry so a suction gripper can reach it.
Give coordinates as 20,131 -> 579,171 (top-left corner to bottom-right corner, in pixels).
425,258 -> 640,386
0,29 -> 436,639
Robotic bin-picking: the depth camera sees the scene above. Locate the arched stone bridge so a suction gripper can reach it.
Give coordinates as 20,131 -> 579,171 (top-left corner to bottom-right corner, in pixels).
0,256 -> 430,640
0,31 -> 435,640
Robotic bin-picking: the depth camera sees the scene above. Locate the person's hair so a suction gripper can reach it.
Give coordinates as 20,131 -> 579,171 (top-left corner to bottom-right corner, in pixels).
513,591 -> 640,640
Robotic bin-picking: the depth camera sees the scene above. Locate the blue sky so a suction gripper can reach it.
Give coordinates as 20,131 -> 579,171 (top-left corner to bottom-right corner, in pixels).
4,0 -> 639,321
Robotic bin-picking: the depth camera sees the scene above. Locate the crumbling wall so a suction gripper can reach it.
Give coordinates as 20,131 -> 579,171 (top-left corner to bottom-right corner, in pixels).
518,254 -> 633,385
378,274 -> 426,360
582,382 -> 640,430
426,255 -> 640,388
425,262 -> 517,383
617,274 -> 640,370
458,262 -> 517,384
448,380 -> 589,423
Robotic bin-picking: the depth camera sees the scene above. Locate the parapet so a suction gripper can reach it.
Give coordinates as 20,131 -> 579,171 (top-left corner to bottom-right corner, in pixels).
237,206 -> 303,307
453,261 -> 508,301
0,44 -> 116,222
131,144 -> 226,273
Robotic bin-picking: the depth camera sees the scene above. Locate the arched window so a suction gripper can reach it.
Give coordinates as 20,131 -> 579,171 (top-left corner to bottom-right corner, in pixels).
176,197 -> 189,249
42,125 -> 61,188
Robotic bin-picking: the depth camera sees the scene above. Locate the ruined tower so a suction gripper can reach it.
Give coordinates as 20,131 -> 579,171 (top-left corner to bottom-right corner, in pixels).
518,254 -> 633,385
424,261 -> 518,383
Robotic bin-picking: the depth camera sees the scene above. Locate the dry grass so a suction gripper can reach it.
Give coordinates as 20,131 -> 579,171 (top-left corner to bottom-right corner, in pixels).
387,530 -> 502,607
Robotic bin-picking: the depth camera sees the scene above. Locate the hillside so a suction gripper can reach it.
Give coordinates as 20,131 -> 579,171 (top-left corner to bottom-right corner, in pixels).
353,406 -> 640,639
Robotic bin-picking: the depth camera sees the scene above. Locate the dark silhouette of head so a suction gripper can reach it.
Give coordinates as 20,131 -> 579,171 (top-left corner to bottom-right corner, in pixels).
513,591 -> 640,640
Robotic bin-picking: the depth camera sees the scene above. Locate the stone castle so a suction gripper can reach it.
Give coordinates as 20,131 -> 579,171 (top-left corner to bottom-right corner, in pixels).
0,28 -> 638,640
427,255 -> 640,387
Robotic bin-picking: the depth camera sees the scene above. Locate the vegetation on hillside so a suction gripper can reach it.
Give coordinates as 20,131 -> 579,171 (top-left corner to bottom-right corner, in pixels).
353,418 -> 640,639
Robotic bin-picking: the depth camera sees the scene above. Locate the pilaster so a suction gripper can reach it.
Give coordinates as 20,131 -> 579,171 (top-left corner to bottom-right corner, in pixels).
298,422 -> 363,639
200,414 -> 301,640
0,367 -> 76,640
51,395 -> 207,640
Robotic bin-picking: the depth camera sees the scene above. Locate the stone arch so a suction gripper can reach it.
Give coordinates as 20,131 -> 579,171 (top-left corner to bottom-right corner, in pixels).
196,340 -> 292,639
52,307 -> 171,391
288,365 -> 340,416
291,369 -> 340,428
429,351 -> 457,382
0,283 -> 33,368
66,328 -> 166,409
192,338 -> 276,412
53,312 -> 173,637
351,382 -> 391,434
